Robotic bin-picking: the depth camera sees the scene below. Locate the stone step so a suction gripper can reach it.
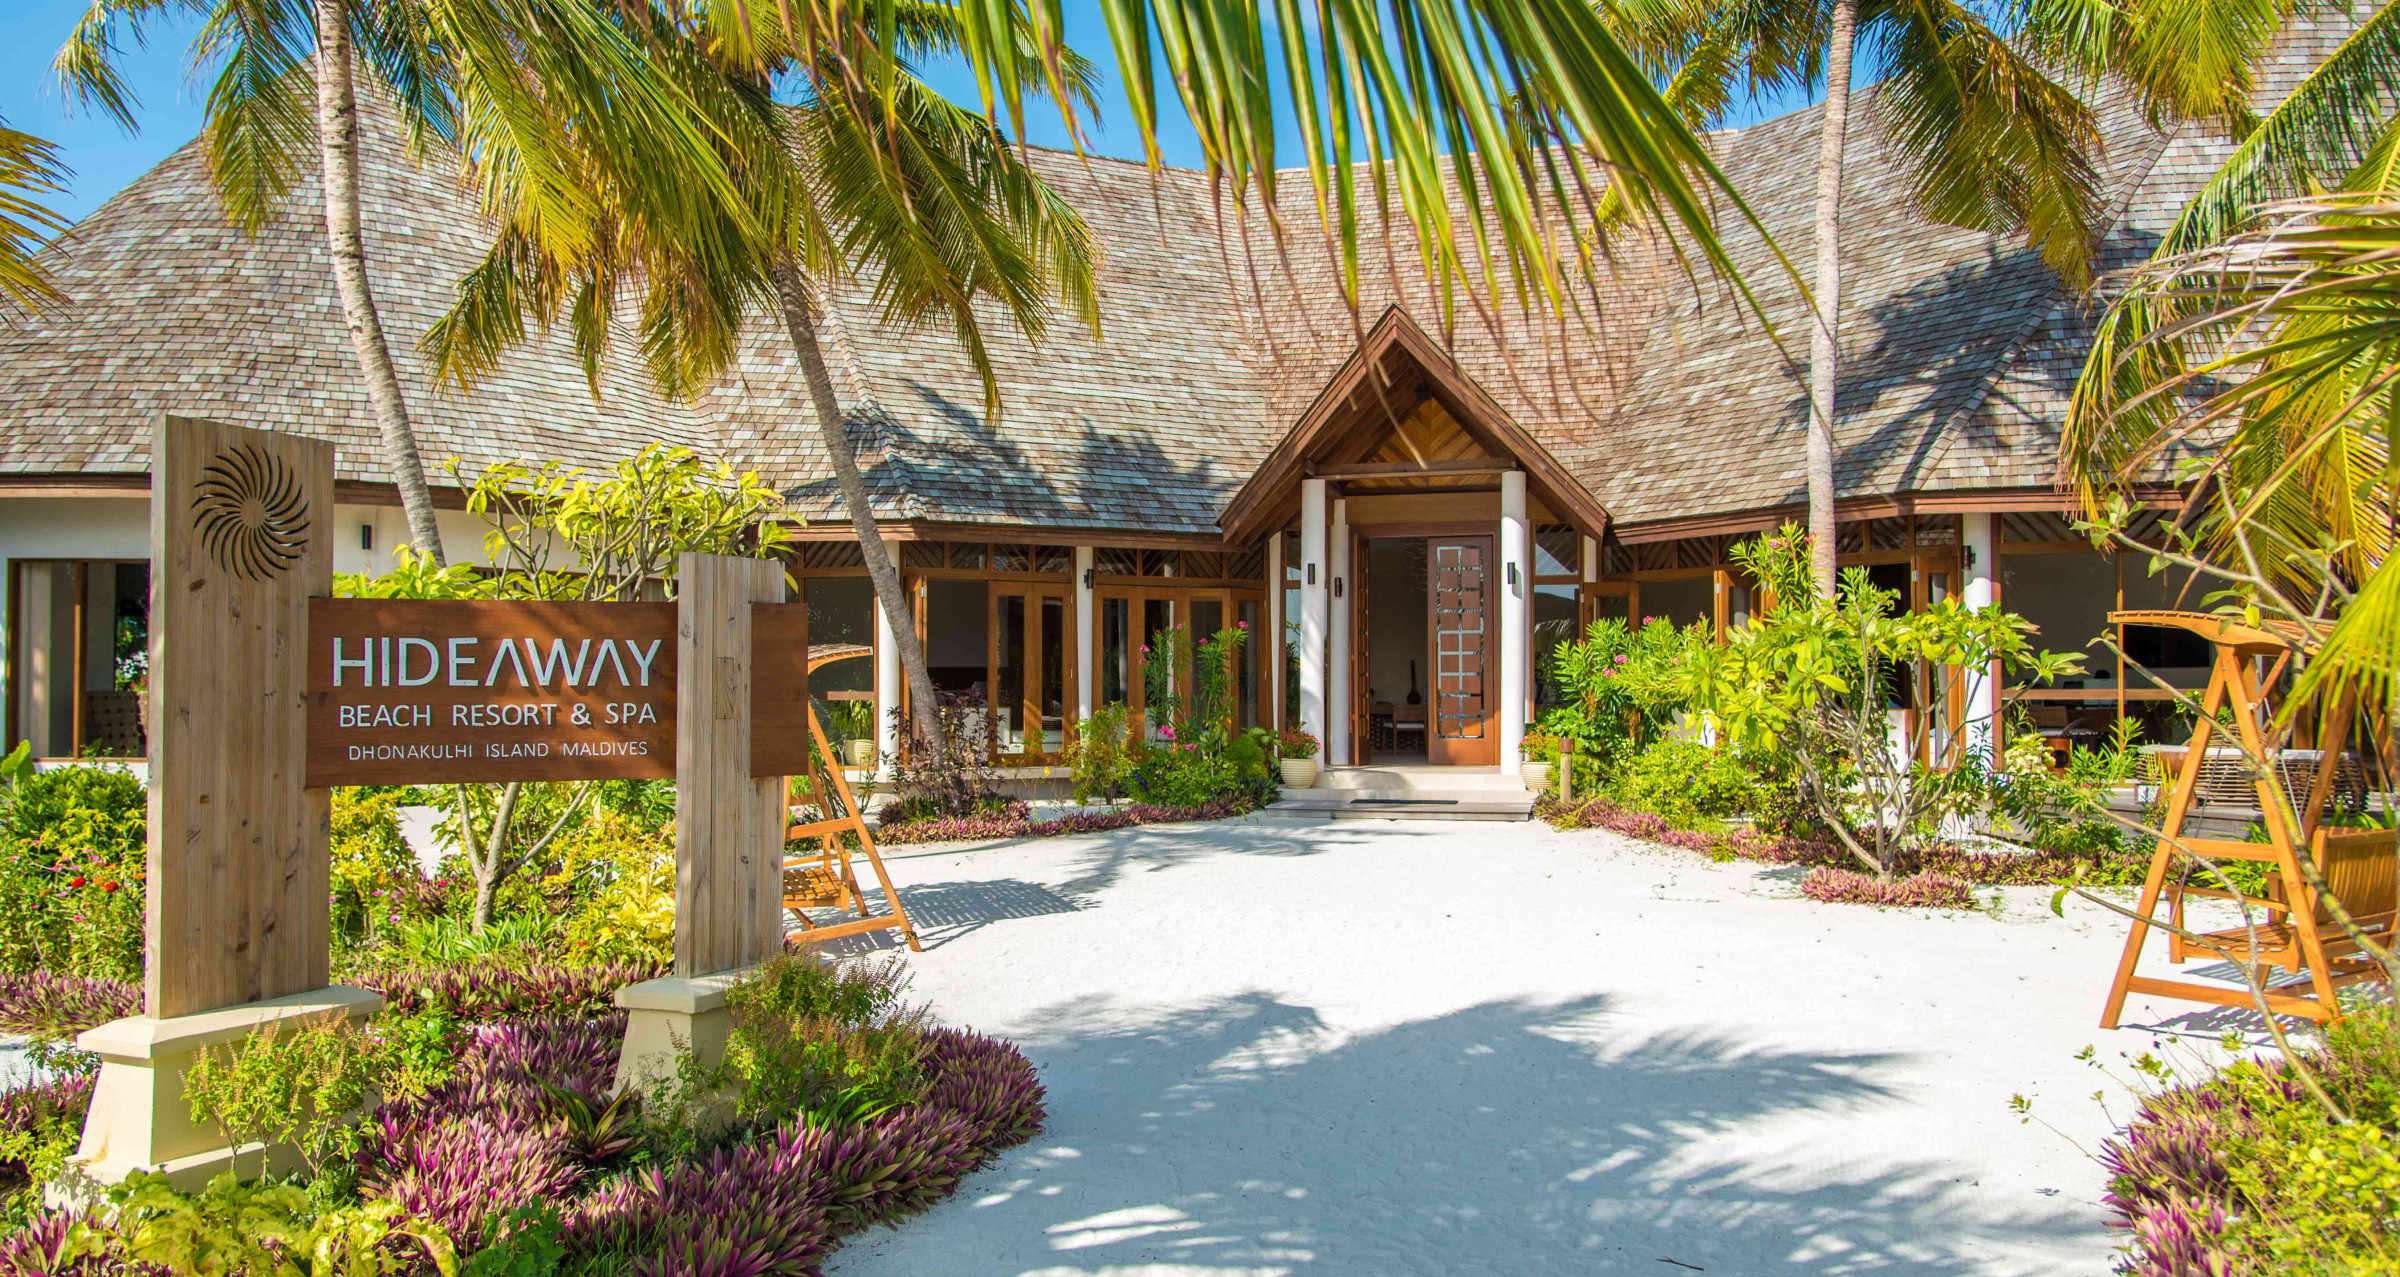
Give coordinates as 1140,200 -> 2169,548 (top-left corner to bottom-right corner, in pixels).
1303,766 -> 1529,795
1261,790 -> 1536,822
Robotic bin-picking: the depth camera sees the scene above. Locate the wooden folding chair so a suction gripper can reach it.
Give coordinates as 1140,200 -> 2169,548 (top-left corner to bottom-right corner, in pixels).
2100,611 -> 2395,1026
781,653 -> 919,952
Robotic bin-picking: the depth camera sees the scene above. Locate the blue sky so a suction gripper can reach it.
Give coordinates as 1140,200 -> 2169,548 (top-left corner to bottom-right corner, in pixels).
4,0 -> 1822,227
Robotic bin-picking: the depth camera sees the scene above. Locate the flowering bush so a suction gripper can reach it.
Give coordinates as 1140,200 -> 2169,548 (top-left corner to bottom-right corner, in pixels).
2099,1006 -> 2400,1275
350,959 -> 663,1022
0,765 -> 146,982
0,971 -> 139,1039
1799,867 -> 1976,909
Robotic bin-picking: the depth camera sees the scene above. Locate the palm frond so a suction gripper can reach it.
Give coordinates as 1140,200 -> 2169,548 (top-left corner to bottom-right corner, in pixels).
193,0 -> 316,232
53,0 -> 194,132
0,120 -> 72,315
1870,0 -> 2107,286
2159,0 -> 2400,254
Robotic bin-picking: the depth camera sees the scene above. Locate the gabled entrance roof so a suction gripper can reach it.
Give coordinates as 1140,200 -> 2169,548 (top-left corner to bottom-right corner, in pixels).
1217,307 -> 1611,544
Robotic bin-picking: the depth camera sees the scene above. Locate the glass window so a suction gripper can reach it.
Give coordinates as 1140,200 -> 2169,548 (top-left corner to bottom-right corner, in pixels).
1096,547 -> 1139,576
901,541 -> 945,569
803,576 -> 876,698
1100,597 -> 1131,707
1141,549 -> 1178,577
1033,545 -> 1073,574
9,561 -> 149,759
1238,600 -> 1260,729
949,542 -> 988,570
1533,584 -> 1578,710
1640,577 -> 1712,633
923,579 -> 990,752
991,544 -> 1031,573
995,594 -> 1026,753
1141,596 -> 1176,737
1534,525 -> 1578,578
1040,597 -> 1066,752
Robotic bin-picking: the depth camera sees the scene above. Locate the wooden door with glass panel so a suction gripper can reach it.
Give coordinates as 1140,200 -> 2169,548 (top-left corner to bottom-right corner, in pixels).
1427,535 -> 1498,766
989,586 -> 1074,760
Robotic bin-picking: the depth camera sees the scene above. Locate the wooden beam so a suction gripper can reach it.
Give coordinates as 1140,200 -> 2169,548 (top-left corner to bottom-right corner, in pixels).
1307,458 -> 1512,481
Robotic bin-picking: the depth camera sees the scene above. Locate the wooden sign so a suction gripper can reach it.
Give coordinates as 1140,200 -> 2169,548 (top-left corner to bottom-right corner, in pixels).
151,416 -> 335,1018
307,599 -> 811,785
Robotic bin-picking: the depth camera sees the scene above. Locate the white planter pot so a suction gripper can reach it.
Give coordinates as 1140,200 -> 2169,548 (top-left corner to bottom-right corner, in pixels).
1520,761 -> 1552,792
1279,757 -> 1319,788
845,739 -> 876,769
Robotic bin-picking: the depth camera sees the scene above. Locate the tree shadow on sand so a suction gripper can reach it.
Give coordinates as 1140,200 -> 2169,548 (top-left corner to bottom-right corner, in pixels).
828,991 -> 2106,1276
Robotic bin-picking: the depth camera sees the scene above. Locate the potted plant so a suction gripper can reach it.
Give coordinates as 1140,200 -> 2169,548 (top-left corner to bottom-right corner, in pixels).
1276,728 -> 1320,788
1521,734 -> 1559,792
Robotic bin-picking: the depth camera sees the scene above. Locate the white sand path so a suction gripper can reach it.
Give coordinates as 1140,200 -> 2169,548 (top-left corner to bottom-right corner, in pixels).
819,815 -> 2250,1277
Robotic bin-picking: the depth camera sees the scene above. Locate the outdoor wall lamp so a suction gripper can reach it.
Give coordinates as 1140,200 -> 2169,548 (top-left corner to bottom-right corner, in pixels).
1334,577 -> 1345,599
1082,568 -> 1094,589
1962,545 -> 1979,570
1506,562 -> 1520,589
1307,564 -> 1317,585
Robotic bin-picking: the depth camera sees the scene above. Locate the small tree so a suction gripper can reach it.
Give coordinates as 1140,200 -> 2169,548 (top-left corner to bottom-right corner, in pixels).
1696,524 -> 2079,878
336,445 -> 790,931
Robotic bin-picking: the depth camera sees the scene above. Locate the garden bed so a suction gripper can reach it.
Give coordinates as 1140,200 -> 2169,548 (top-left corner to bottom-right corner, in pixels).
2101,1005 -> 2400,1275
875,795 -> 1260,846
1535,792 -> 2139,904
0,953 -> 1044,1272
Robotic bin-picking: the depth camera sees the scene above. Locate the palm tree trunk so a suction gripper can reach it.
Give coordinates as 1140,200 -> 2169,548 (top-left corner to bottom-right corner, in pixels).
1805,0 -> 1860,597
314,0 -> 447,567
772,259 -> 947,749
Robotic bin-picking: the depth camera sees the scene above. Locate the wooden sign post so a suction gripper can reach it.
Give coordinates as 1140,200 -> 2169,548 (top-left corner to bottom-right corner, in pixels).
65,425 -> 884,1173
613,554 -> 794,1096
72,416 -> 383,1192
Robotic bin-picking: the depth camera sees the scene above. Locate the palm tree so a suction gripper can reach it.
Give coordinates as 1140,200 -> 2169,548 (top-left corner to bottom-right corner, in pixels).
423,5 -> 1098,750
53,0 -> 761,567
1605,0 -> 2120,593
0,117 -> 70,313
2062,4 -> 2400,730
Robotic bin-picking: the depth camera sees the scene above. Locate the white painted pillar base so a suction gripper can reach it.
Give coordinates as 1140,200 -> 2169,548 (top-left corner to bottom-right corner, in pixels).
1329,498 -> 1351,768
64,985 -> 384,1199
1298,480 -> 1330,771
1073,546 -> 1095,723
1499,472 -> 1530,776
873,591 -> 903,781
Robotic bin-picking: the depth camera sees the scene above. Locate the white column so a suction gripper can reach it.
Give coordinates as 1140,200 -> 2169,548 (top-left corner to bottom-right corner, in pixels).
1298,480 -> 1330,757
1265,533 -> 1284,728
1962,512 -> 2000,762
1073,546 -> 1095,722
873,589 -> 904,778
1499,471 -> 1530,776
1580,535 -> 1598,584
1328,498 -> 1351,767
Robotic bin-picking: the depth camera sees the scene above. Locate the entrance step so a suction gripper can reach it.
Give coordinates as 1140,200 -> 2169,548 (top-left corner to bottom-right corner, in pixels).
1260,789 -> 1535,822
1307,765 -> 1528,795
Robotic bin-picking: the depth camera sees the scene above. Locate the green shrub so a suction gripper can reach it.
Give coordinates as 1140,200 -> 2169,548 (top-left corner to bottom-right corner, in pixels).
543,811 -> 674,967
1610,739 -> 1758,828
1130,743 -> 1238,809
1068,705 -> 1133,802
720,951 -> 929,1130
331,788 -> 420,953
0,763 -> 147,979
182,1012 -> 422,1178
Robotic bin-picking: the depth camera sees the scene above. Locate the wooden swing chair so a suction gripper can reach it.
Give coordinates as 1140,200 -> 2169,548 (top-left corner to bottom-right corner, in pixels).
2099,611 -> 2397,1028
781,645 -> 919,952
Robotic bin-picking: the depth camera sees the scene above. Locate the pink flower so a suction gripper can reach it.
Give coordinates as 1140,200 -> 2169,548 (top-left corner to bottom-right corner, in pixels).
1236,621 -> 1249,629
1613,654 -> 1628,664
1140,645 -> 1150,654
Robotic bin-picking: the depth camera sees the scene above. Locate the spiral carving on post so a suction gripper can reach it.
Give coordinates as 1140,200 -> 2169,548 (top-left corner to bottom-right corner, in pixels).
190,444 -> 312,581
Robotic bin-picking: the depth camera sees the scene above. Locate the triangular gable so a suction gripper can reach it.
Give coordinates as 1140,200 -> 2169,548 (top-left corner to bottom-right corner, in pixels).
1218,306 -> 1612,542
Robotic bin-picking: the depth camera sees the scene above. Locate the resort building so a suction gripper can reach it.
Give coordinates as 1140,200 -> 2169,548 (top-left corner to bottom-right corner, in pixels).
1,24 -> 2348,774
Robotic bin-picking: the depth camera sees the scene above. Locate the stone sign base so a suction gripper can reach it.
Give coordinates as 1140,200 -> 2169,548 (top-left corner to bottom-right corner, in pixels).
61,985 -> 385,1198
613,967 -> 760,1122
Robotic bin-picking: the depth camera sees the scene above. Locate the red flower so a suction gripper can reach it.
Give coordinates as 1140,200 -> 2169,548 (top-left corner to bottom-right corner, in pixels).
67,876 -> 85,889
101,882 -> 120,894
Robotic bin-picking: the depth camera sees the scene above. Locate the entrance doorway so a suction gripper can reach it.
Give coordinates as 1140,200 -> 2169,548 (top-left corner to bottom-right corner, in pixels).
1355,534 -> 1498,766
